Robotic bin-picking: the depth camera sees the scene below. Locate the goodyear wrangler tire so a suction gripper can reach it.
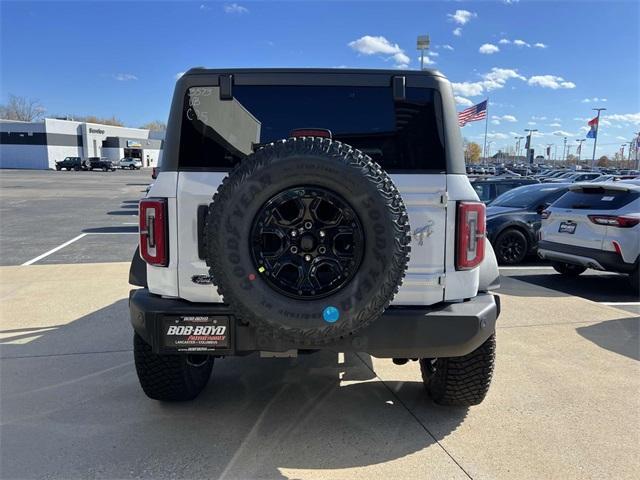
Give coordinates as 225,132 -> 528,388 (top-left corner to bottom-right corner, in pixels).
133,333 -> 213,401
205,137 -> 411,344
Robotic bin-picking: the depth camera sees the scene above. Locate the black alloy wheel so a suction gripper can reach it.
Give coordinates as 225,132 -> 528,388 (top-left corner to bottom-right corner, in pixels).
495,229 -> 528,265
250,186 -> 364,299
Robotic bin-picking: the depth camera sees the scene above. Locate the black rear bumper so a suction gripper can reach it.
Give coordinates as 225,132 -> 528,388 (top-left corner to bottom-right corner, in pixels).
129,289 -> 499,359
538,240 -> 637,273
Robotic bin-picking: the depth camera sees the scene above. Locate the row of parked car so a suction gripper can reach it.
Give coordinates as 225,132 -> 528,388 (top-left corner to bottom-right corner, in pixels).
478,176 -> 639,290
55,156 -> 143,171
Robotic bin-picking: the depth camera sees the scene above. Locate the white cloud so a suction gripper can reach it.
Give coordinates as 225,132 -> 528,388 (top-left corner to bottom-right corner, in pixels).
175,72 -> 185,80
528,75 -> 576,89
393,52 -> 411,65
498,38 -> 511,44
534,42 -> 547,49
427,51 -> 439,57
199,4 -> 211,10
439,44 -> 454,51
455,96 -> 474,107
549,122 -> 562,127
503,0 -> 520,4
606,113 -> 640,124
348,35 -> 409,67
479,43 -> 500,54
532,116 -> 547,120
513,39 -> 530,47
616,136 -> 629,141
552,130 -> 575,137
453,27 -> 462,37
493,114 -> 517,122
417,55 -> 436,66
452,67 -> 526,97
528,121 -> 537,126
448,9 -> 477,25
487,132 -> 509,139
581,97 -> 608,103
223,3 -> 249,14
492,119 -> 501,125
113,73 -> 137,81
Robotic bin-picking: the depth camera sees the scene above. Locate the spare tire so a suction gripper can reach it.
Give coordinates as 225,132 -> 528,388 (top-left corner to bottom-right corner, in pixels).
205,137 -> 410,345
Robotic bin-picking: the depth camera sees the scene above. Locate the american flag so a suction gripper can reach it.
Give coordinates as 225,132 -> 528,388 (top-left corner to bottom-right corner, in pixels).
458,100 -> 488,127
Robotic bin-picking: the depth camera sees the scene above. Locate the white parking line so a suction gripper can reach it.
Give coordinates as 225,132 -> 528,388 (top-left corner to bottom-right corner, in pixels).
599,302 -> 640,306
21,234 -> 87,266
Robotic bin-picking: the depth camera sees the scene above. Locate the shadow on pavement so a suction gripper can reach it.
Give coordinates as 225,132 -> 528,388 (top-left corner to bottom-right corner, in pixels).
501,273 -> 638,302
82,226 -> 138,234
1,298 -> 467,479
107,210 -> 138,216
576,317 -> 640,361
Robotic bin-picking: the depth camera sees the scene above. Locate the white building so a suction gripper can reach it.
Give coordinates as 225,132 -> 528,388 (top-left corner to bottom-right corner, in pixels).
0,118 -> 163,169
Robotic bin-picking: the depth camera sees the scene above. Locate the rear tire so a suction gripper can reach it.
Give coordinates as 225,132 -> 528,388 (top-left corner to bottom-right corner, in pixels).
494,229 -> 528,265
133,333 -> 213,401
551,261 -> 586,276
420,334 -> 496,406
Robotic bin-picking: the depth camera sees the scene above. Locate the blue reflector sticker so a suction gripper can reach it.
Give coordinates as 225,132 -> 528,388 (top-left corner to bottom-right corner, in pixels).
323,306 -> 339,323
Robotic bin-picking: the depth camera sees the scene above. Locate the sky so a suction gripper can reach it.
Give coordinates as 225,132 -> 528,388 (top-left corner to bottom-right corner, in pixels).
1,0 -> 639,158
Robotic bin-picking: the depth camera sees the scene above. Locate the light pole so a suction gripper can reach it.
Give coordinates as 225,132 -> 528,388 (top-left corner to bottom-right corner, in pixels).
417,35 -> 430,70
487,141 -> 494,160
621,143 -> 628,168
636,131 -> 640,170
562,136 -> 567,163
514,136 -> 524,160
590,107 -> 606,168
575,139 -> 586,164
524,129 -> 538,165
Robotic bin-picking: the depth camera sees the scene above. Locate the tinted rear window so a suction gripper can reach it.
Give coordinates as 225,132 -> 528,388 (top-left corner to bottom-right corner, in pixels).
179,85 -> 445,171
553,188 -> 639,210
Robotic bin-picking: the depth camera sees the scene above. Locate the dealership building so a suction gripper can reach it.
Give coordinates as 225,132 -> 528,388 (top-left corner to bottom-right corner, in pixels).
0,118 -> 164,170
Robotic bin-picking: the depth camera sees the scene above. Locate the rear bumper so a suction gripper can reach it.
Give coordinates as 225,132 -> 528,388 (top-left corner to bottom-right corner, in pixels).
538,240 -> 636,273
129,289 -> 500,359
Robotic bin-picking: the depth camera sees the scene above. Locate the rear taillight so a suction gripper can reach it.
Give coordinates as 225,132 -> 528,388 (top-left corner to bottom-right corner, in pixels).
588,215 -> 640,228
139,198 -> 168,266
541,210 -> 551,219
456,201 -> 486,270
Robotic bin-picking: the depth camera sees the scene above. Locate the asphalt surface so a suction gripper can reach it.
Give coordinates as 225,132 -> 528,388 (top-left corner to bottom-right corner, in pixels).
0,169 -> 145,266
1,169 -> 639,479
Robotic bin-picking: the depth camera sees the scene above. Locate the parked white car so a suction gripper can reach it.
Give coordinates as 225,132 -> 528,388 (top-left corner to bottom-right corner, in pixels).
119,157 -> 142,170
538,182 -> 640,290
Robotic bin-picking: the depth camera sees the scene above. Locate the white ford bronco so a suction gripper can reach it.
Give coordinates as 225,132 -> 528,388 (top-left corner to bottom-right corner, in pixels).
129,68 -> 501,406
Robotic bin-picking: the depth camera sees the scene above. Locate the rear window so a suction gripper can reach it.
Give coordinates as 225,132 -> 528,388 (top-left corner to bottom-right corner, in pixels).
553,188 -> 639,210
179,85 -> 445,172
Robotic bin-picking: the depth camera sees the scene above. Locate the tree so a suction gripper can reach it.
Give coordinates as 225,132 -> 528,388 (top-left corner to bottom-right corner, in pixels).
139,120 -> 166,132
465,142 -> 482,163
565,153 -> 577,165
596,155 -> 609,167
0,94 -> 45,121
74,115 -> 124,126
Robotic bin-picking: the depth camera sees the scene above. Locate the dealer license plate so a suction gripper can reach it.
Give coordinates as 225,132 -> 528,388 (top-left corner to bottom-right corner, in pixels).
162,316 -> 229,352
558,222 -> 576,234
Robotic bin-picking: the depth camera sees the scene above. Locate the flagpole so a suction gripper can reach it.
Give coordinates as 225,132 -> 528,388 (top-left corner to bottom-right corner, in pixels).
591,107 -> 606,168
482,98 -> 489,162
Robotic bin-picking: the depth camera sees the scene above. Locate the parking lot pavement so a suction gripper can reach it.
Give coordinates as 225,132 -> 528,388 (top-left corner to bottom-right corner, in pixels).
1,262 -> 638,479
1,169 -> 638,479
0,169 -> 148,266
499,266 -> 639,315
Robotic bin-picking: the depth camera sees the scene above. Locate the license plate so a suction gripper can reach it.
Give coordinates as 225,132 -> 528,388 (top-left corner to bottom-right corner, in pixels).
162,316 -> 229,352
558,222 -> 576,234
